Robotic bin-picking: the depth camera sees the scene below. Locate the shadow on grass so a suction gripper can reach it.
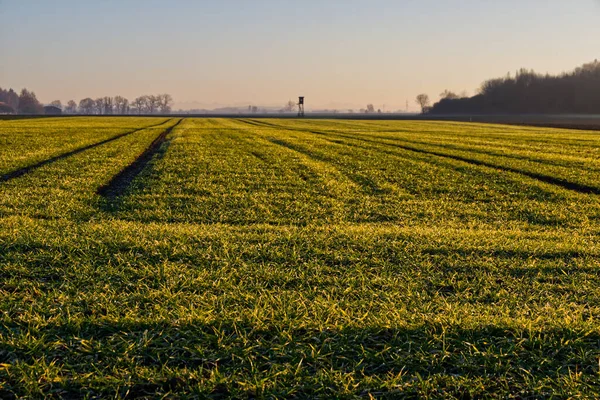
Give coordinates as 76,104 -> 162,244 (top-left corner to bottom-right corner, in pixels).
1,320 -> 599,398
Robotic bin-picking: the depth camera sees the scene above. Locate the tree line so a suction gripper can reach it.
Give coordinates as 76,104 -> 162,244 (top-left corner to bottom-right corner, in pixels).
8,60 -> 600,116
0,88 -> 45,114
0,88 -> 173,115
423,60 -> 600,114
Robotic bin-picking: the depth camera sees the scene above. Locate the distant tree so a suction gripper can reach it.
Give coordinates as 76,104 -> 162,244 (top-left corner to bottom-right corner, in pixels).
0,88 -> 19,110
94,98 -> 104,115
347,109 -> 354,113
17,89 -> 43,114
283,100 -> 295,112
377,109 -> 382,113
132,96 -> 146,114
251,106 -> 258,113
120,97 -> 129,114
145,95 -> 159,114
113,96 -> 129,114
102,97 -> 114,114
415,94 -> 430,114
439,90 -> 459,100
139,95 -> 150,113
157,94 -> 173,114
366,104 -> 375,113
78,98 -> 95,114
49,100 -> 63,110
65,100 -> 77,114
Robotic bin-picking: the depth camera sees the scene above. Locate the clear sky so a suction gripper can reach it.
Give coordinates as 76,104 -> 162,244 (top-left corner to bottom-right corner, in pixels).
1,0 -> 599,111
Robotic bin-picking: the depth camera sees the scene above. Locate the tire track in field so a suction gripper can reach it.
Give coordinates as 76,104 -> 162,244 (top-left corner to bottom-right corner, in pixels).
238,119 -> 416,194
331,132 -> 600,195
0,119 -> 173,183
98,118 -> 184,198
243,118 -> 599,154
351,133 -> 596,170
306,124 -> 599,182
312,135 -> 567,199
239,119 -> 600,195
239,119 -> 419,166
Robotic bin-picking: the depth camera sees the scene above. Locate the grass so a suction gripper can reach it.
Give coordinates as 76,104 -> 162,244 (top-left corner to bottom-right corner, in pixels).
0,117 -> 167,176
1,117 -> 599,398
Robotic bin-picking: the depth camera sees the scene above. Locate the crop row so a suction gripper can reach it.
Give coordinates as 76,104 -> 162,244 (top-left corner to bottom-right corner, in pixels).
245,119 -> 600,188
0,117 -> 167,175
0,118 -> 180,220
1,117 -> 600,397
107,118 -> 599,229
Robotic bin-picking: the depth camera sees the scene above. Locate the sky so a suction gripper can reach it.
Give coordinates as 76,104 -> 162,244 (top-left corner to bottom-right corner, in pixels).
1,0 -> 599,111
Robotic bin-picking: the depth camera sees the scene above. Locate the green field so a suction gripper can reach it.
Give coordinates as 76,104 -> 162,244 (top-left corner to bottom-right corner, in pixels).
1,117 -> 599,398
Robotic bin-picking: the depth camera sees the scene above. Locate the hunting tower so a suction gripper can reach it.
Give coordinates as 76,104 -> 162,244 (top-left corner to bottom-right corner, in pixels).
297,96 -> 305,117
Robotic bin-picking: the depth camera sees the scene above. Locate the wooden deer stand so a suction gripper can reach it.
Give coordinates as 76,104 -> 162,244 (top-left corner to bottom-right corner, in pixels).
297,96 -> 305,117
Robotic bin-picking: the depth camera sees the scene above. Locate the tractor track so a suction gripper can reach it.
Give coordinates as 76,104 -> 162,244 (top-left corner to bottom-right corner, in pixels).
0,119 -> 173,183
236,118 -> 600,195
98,118 -> 184,198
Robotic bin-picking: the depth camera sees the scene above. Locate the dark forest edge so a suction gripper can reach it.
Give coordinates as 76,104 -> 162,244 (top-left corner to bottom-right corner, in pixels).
428,59 -> 600,115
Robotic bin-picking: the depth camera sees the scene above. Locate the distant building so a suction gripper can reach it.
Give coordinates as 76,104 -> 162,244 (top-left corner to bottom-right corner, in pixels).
0,102 -> 16,115
44,105 -> 62,115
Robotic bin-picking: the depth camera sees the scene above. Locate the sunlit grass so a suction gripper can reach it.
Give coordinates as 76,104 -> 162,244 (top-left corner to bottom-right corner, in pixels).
1,118 -> 599,398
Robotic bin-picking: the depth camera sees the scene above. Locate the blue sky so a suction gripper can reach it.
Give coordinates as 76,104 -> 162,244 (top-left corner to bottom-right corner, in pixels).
1,0 -> 599,110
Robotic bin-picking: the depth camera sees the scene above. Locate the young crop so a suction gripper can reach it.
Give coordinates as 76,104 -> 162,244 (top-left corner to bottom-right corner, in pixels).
0,117 -> 599,398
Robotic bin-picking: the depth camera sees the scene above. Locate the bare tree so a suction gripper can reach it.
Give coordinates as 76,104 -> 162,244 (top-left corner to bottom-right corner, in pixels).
65,100 -> 77,114
94,98 -> 104,115
102,97 -> 114,114
132,96 -> 145,114
415,94 -> 430,114
157,94 -> 173,114
119,97 -> 129,114
366,104 -> 375,113
283,100 -> 295,112
146,95 -> 159,114
79,98 -> 95,114
113,96 -> 127,115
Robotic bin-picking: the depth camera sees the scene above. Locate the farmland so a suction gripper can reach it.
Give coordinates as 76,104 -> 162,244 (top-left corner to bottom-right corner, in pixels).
1,117 -> 599,398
